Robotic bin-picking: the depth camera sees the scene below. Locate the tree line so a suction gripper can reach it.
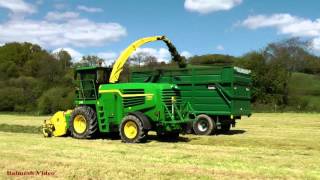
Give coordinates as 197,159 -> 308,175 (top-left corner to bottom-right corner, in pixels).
0,38 -> 319,114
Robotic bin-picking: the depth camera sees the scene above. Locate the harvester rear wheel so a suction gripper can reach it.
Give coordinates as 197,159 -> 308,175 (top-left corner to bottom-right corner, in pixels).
70,106 -> 98,139
193,114 -> 214,135
120,115 -> 147,143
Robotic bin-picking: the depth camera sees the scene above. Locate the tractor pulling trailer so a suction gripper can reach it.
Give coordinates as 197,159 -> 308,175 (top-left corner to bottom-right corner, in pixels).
42,35 -> 252,142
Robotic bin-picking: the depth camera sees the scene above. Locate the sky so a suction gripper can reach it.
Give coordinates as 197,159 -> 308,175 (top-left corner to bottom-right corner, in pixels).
0,0 -> 320,64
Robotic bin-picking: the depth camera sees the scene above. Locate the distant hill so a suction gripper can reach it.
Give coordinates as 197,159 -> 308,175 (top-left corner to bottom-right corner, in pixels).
288,72 -> 320,111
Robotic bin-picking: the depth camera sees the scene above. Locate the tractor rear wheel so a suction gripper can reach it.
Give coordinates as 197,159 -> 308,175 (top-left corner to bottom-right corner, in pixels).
70,106 -> 98,139
193,114 -> 215,135
120,115 -> 147,143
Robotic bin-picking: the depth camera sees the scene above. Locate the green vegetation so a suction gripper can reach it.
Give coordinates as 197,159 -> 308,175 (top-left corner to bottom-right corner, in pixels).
0,113 -> 319,179
234,39 -> 320,111
288,73 -> 320,111
0,124 -> 40,134
0,38 -> 319,113
0,43 -> 74,114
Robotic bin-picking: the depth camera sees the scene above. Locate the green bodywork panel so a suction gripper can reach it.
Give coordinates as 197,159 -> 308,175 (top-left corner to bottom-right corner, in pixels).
65,111 -> 72,129
94,83 -> 192,132
130,66 -> 252,117
73,66 -> 193,133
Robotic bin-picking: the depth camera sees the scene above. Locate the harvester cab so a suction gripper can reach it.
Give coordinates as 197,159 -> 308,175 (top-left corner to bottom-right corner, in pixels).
74,66 -> 112,100
42,36 -> 195,143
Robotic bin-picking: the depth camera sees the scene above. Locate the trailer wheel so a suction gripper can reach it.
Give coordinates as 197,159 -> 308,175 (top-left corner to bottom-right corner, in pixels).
70,106 -> 98,139
120,115 -> 147,143
193,114 -> 214,135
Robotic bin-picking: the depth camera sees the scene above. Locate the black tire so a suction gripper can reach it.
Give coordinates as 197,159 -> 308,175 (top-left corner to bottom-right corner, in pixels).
129,111 -> 152,131
70,106 -> 98,139
193,114 -> 215,135
220,123 -> 231,133
119,115 -> 147,143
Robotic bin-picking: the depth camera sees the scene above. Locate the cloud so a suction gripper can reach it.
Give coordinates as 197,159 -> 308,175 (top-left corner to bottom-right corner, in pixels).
131,48 -> 170,62
240,13 -> 320,51
0,0 -> 36,14
0,18 -> 127,48
52,47 -> 83,61
97,52 -> 118,65
97,52 -> 117,59
241,14 -> 296,29
131,48 -> 192,62
77,5 -> 103,13
312,38 -> 320,51
52,48 -> 118,64
184,0 -> 242,14
45,11 -> 79,21
216,45 -> 224,50
241,14 -> 320,37
181,51 -> 193,58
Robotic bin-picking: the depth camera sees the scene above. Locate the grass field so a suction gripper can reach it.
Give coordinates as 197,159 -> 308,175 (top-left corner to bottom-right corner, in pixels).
0,113 -> 319,179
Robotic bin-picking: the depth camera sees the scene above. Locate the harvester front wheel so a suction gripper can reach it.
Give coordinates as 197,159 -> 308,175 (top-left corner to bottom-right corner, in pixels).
120,115 -> 147,143
70,106 -> 98,139
193,114 -> 214,135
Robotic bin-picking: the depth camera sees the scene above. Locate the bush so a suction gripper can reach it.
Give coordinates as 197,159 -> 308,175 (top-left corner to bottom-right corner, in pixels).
0,87 -> 24,111
37,87 -> 75,114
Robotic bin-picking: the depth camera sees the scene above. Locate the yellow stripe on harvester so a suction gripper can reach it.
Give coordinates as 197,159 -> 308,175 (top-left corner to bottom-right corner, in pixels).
99,89 -> 153,98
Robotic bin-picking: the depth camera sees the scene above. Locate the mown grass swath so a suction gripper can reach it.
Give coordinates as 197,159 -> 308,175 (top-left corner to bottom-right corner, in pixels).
1,113 -> 319,179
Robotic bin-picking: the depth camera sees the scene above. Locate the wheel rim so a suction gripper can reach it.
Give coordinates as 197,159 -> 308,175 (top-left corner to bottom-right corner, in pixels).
74,115 -> 87,134
124,121 -> 138,139
197,119 -> 208,132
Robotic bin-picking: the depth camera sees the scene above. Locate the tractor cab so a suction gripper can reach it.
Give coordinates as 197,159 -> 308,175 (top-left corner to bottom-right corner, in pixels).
74,66 -> 112,100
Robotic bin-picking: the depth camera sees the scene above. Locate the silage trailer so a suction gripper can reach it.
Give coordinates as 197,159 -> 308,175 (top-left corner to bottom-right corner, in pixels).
130,66 -> 252,135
